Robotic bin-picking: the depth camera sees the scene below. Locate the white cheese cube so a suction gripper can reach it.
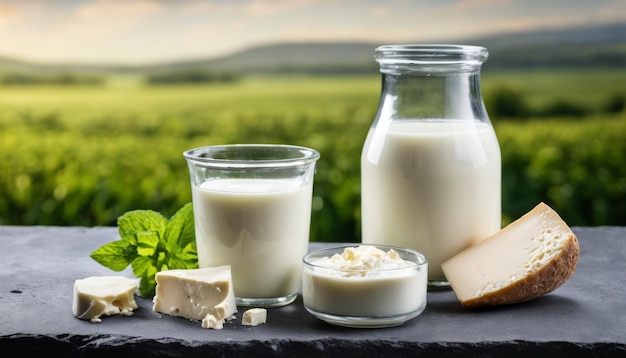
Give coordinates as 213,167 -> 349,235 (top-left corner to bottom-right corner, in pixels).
72,276 -> 138,323
242,308 -> 267,326
152,265 -> 237,329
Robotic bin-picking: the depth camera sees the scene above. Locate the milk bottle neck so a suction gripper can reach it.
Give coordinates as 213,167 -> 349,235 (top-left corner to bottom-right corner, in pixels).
374,45 -> 490,124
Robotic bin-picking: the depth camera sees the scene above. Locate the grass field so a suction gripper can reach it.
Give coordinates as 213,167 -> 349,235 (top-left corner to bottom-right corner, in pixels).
1,69 -> 624,241
482,68 -> 626,109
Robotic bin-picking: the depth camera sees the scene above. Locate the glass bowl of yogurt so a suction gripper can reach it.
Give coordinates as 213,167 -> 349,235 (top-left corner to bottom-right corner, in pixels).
301,244 -> 428,328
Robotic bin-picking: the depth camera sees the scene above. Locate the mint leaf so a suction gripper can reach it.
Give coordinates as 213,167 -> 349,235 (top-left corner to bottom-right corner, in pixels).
138,275 -> 157,298
167,242 -> 198,269
90,203 -> 198,297
163,202 -> 198,271
118,210 -> 168,245
131,255 -> 156,279
136,231 -> 159,257
164,202 -> 195,252
130,249 -> 160,297
90,240 -> 136,271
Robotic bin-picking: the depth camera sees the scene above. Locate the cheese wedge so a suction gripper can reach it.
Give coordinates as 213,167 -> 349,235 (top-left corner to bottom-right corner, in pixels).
152,266 -> 237,329
441,202 -> 579,308
72,276 -> 138,323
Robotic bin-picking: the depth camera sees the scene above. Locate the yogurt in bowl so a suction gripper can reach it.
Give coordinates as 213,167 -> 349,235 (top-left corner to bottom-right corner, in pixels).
301,245 -> 428,328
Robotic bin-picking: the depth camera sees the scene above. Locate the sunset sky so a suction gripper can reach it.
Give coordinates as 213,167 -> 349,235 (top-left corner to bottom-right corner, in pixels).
1,0 -> 624,65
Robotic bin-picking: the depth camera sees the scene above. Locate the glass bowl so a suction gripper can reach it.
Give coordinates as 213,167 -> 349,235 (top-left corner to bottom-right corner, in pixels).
301,244 -> 428,328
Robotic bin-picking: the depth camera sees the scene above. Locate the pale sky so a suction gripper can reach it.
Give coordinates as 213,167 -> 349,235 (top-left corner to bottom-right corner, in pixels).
0,0 -> 624,65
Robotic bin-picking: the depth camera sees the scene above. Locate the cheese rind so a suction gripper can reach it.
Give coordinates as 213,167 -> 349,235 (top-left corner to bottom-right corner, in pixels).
152,265 -> 237,329
441,202 -> 579,308
72,276 -> 138,323
242,308 -> 267,326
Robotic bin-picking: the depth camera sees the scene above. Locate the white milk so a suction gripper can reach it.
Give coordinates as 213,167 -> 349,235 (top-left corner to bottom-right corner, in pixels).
361,120 -> 501,281
192,178 -> 312,298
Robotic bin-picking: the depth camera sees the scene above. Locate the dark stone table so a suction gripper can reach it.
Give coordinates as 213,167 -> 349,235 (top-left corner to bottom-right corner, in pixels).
0,225 -> 624,357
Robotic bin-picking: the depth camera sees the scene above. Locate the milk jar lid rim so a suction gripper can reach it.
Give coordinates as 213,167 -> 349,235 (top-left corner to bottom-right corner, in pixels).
183,144 -> 320,168
375,44 -> 488,65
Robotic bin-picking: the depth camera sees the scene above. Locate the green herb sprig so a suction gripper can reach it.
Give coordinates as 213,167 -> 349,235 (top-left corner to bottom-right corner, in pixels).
90,203 -> 198,297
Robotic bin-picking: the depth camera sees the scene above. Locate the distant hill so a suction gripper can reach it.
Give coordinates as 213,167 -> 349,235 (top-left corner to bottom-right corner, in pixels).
157,22 -> 626,73
149,42 -> 380,74
471,22 -> 626,69
1,22 -> 625,75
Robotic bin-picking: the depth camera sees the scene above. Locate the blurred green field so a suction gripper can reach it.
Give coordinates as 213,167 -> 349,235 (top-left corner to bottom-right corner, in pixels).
0,69 -> 624,242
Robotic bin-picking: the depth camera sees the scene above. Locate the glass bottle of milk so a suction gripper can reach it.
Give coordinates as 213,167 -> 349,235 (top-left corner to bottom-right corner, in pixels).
361,45 -> 501,287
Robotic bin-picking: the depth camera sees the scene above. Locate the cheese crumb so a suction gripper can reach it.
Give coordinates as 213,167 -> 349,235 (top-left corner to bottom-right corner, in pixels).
313,245 -> 411,277
242,308 -> 267,326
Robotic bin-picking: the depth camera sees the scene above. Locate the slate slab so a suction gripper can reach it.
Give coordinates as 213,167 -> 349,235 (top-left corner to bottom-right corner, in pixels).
0,225 -> 624,357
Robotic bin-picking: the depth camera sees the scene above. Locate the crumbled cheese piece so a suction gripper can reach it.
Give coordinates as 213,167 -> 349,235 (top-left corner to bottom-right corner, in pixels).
152,266 -> 237,329
72,276 -> 138,323
202,314 -> 222,329
314,245 -> 410,277
242,308 -> 267,326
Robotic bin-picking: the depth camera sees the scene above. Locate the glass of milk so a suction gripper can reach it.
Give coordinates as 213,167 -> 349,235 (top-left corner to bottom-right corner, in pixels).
184,144 -> 320,308
361,45 -> 502,288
